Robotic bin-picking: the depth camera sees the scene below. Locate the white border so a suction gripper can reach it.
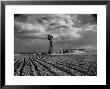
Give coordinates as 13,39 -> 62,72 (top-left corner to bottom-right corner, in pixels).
5,5 -> 106,85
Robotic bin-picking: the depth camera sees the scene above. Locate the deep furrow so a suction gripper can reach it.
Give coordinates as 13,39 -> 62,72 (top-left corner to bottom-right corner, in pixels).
14,56 -> 24,63
28,63 -> 35,76
14,57 -> 24,75
27,57 -> 36,76
36,58 -> 88,76
14,54 -> 97,76
66,64 -> 96,76
21,57 -> 33,76
37,55 -> 95,76
32,60 -> 53,76
15,58 -> 25,76
29,56 -> 60,76
33,59 -> 60,76
14,58 -> 21,66
19,58 -> 25,76
33,59 -> 72,76
29,57 -> 41,76
34,60 -> 70,76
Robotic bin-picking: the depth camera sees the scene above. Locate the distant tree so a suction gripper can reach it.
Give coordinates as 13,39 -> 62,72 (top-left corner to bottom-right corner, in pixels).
48,34 -> 53,54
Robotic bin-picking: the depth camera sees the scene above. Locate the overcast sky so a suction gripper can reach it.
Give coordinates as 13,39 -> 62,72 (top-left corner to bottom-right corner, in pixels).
14,14 -> 97,52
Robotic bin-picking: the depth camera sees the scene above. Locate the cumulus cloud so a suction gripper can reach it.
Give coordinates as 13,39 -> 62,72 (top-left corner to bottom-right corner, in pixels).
14,14 -> 97,41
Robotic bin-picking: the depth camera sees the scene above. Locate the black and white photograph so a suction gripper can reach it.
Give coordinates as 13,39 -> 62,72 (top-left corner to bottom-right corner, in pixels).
14,14 -> 97,76
2,1 -> 107,85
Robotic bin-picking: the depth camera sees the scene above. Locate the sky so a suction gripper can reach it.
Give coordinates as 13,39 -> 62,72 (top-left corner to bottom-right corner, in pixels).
14,14 -> 97,53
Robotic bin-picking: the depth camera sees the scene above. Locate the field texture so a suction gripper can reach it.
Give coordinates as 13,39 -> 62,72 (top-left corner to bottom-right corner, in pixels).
14,54 -> 97,76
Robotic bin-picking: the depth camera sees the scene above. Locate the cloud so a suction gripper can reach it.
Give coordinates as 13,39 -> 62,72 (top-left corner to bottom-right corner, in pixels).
14,21 -> 45,33
14,14 -> 97,41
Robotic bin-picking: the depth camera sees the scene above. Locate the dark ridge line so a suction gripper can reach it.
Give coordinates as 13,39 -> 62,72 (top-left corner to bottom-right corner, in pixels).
35,59 -> 79,76
45,59 -> 94,76
14,58 -> 21,66
33,59 -> 60,76
14,60 -> 23,75
28,57 -> 37,76
31,59 -> 53,76
36,57 -> 93,76
65,64 -> 96,76
29,57 -> 41,76
14,54 -> 96,76
33,59 -> 74,76
19,58 -> 25,76
22,57 -> 34,76
29,62 -> 35,76
43,55 -> 96,76
27,57 -> 35,76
